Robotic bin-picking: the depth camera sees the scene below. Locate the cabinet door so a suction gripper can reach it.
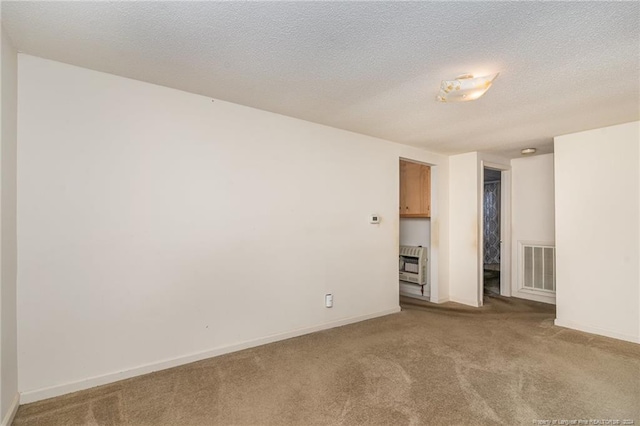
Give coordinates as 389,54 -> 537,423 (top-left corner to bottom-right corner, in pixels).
399,160 -> 431,218
399,161 -> 407,214
420,165 -> 431,217
404,161 -> 423,215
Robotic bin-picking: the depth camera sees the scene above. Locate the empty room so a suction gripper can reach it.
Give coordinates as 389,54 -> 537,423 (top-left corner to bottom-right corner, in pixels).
1,2 -> 639,425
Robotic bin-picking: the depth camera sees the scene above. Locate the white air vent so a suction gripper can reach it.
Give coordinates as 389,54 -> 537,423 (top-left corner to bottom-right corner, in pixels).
521,243 -> 555,292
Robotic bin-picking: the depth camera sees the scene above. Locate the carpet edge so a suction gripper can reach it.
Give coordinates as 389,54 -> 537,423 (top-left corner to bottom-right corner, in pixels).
19,306 -> 401,404
554,318 -> 640,344
0,392 -> 19,426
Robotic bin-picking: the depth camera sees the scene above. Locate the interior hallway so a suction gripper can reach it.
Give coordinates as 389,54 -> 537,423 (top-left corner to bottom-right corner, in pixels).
13,297 -> 640,425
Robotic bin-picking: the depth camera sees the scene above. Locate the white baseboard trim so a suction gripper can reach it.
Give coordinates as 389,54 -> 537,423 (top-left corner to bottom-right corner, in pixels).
449,297 -> 480,307
554,319 -> 640,344
399,291 -> 430,302
433,297 -> 450,304
20,307 -> 401,404
1,392 -> 19,426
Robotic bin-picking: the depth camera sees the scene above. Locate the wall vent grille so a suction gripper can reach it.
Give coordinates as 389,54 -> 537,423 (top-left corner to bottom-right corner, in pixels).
521,243 -> 555,292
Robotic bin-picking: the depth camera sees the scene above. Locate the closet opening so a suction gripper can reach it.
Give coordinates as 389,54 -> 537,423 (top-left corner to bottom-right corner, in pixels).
398,159 -> 431,302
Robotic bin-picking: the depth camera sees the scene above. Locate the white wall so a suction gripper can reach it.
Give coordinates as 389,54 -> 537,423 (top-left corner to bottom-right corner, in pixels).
17,55 -> 450,401
0,24 -> 19,425
448,152 -> 480,306
554,121 -> 640,343
511,154 -> 555,304
399,219 -> 430,248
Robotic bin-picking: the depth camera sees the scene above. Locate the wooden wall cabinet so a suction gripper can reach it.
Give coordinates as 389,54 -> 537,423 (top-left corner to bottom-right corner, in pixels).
399,160 -> 431,218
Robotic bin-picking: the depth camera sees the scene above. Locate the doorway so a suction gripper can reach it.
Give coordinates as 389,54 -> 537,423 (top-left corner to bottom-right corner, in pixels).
482,168 -> 502,296
398,158 -> 434,303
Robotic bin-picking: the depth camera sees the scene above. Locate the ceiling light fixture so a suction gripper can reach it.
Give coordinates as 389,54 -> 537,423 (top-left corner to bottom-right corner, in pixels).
521,148 -> 536,155
436,73 -> 499,103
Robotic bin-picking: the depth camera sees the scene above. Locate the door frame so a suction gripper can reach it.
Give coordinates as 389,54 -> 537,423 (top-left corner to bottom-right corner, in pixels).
398,157 -> 439,303
477,162 -> 512,306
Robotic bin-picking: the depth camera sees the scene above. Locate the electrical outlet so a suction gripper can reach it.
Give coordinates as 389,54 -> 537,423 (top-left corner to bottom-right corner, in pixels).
325,294 -> 333,308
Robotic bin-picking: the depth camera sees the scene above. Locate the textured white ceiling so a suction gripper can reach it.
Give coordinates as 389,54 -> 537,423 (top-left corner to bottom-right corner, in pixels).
2,1 -> 639,156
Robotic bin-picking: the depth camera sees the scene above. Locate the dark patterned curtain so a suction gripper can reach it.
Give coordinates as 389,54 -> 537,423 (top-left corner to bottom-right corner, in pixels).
483,182 -> 501,265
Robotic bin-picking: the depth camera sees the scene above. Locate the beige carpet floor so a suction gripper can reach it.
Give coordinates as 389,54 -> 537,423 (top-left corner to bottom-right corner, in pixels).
13,296 -> 640,425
